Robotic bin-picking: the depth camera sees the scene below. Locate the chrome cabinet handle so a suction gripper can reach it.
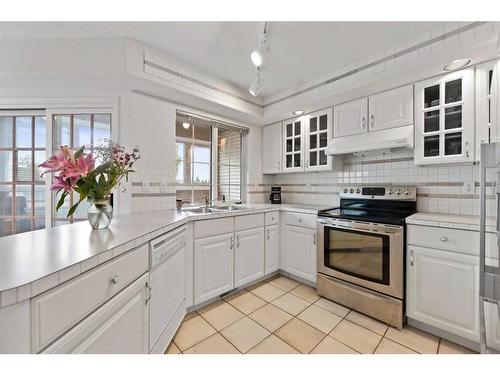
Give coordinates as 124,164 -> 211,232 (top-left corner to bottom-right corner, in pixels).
267,229 -> 270,240
230,236 -> 234,250
409,250 -> 414,266
313,233 -> 316,245
110,275 -> 119,284
361,117 -> 366,129
236,235 -> 240,248
370,114 -> 374,128
440,236 -> 448,242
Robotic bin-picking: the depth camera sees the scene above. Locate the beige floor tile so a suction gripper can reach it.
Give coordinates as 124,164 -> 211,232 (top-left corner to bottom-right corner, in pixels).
275,318 -> 326,353
385,326 -> 439,354
173,315 -> 217,351
182,311 -> 198,322
345,310 -> 388,335
438,340 -> 477,354
314,297 -> 350,318
329,320 -> 382,354
272,293 -> 311,315
165,342 -> 181,354
250,283 -> 287,302
247,335 -> 299,354
183,333 -> 240,354
297,304 -> 343,334
246,281 -> 267,292
227,291 -> 267,315
311,336 -> 359,354
220,317 -> 270,353
374,338 -> 418,354
200,301 -> 244,331
269,276 -> 300,292
196,299 -> 225,315
223,289 -> 248,302
290,284 -> 320,303
249,303 -> 293,332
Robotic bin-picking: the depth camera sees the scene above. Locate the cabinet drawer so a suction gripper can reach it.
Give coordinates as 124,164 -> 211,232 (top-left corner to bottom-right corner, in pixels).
282,212 -> 317,229
407,224 -> 498,258
235,213 -> 264,231
194,217 -> 234,239
265,211 -> 280,226
31,244 -> 148,352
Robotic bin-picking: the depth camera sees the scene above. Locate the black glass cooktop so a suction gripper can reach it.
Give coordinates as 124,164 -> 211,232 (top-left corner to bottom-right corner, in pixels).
318,199 -> 417,226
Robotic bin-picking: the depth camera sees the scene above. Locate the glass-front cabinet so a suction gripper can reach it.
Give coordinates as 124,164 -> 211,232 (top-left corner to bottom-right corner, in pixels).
476,60 -> 498,161
414,68 -> 474,165
282,108 -> 332,173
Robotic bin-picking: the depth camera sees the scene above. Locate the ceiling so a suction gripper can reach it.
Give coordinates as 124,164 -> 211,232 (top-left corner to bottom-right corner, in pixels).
0,21 -> 446,97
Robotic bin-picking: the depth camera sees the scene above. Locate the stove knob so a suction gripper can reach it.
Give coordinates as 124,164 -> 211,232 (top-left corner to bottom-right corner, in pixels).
388,189 -> 394,195
349,188 -> 354,193
404,189 -> 409,196
356,189 -> 361,194
396,189 -> 402,195
343,188 -> 348,193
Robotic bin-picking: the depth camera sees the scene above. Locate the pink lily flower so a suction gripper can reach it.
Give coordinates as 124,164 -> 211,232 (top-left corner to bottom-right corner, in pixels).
65,153 -> 95,179
39,151 -> 67,176
51,174 -> 77,193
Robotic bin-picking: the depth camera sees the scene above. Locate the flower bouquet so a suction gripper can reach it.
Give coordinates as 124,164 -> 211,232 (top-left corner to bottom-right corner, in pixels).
40,140 -> 140,229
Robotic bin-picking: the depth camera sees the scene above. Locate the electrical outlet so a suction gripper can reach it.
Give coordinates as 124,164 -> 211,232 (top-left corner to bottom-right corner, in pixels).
463,181 -> 474,195
142,181 -> 150,193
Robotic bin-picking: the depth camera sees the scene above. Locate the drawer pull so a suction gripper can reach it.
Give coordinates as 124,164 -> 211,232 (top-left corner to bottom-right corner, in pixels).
440,236 -> 448,242
110,275 -> 119,284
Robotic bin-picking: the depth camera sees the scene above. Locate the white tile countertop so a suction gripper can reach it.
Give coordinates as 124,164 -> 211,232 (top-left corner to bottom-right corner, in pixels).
406,212 -> 497,232
0,203 -> 327,307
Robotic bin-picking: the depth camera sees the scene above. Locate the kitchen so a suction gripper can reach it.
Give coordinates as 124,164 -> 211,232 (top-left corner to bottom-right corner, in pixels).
1,5 -> 500,369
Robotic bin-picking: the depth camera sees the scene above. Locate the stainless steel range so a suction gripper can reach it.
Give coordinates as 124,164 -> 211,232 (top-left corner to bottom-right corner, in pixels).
316,186 -> 416,329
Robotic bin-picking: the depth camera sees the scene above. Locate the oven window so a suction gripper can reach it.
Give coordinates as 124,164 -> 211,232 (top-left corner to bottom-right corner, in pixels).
324,227 -> 390,285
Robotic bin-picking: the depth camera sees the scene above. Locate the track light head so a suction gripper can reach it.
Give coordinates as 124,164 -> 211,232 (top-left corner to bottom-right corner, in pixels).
249,71 -> 264,97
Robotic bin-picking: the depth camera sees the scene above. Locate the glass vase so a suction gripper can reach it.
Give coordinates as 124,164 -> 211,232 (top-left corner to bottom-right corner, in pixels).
87,196 -> 113,230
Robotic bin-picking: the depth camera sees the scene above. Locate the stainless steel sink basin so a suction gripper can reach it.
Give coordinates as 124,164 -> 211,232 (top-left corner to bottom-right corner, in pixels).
181,206 -> 211,214
182,205 -> 249,214
209,205 -> 249,212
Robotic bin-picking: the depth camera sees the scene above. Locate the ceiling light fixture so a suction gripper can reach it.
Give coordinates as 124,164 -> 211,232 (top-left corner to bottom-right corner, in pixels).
249,68 -> 264,97
293,110 -> 305,115
442,58 -> 472,72
182,122 -> 190,129
250,22 -> 269,68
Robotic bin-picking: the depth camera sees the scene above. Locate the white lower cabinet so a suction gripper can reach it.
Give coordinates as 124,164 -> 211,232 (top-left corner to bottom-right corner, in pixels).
194,232 -> 234,305
407,245 -> 479,342
235,227 -> 265,287
484,300 -> 500,351
43,273 -> 149,354
265,224 -> 280,275
282,224 -> 317,283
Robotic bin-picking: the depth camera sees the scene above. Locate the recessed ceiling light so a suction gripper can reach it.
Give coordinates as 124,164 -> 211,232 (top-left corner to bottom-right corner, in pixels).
293,110 -> 305,115
182,122 -> 190,129
442,58 -> 472,72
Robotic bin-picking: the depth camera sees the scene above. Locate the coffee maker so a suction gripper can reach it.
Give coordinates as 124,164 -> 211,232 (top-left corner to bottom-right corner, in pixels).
269,187 -> 282,204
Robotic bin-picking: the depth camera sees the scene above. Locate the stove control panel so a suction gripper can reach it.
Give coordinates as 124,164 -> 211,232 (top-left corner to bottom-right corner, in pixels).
339,185 -> 416,201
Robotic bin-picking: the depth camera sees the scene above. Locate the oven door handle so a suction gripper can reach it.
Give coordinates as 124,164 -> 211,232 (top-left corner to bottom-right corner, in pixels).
319,222 -> 402,236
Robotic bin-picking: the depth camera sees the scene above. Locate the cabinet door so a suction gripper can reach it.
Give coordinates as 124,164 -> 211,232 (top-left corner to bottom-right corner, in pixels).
283,117 -> 305,172
282,225 -> 316,283
235,227 -> 265,287
484,300 -> 500,352
407,245 -> 479,342
265,224 -> 280,275
305,108 -> 332,171
194,233 -> 234,304
262,122 -> 282,174
475,61 -> 497,161
333,97 -> 368,138
42,274 -> 149,354
368,85 -> 413,131
414,68 -> 474,165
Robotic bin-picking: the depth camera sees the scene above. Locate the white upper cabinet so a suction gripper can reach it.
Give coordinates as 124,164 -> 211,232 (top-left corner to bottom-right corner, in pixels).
414,68 -> 474,165
476,60 -> 497,161
305,108 -> 332,171
368,84 -> 413,131
262,122 -> 282,174
282,108 -> 332,173
283,117 -> 306,172
333,97 -> 368,138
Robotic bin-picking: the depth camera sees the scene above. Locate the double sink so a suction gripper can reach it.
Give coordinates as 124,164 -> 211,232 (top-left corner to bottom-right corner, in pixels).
182,204 -> 250,214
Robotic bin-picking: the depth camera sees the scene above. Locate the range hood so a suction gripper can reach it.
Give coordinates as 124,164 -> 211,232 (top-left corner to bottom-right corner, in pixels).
326,125 -> 414,155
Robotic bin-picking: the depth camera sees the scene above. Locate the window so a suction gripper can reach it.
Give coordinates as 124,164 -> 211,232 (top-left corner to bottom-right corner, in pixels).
175,113 -> 245,204
51,113 -> 111,226
0,112 -> 46,237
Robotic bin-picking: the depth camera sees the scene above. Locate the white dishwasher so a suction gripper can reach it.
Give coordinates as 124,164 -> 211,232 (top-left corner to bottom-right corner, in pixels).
149,225 -> 187,354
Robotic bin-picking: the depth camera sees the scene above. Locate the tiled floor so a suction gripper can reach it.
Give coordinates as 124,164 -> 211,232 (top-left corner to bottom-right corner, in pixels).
166,275 -> 477,355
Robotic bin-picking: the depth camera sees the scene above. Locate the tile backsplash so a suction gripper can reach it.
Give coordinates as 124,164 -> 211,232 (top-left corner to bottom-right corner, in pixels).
248,148 -> 499,217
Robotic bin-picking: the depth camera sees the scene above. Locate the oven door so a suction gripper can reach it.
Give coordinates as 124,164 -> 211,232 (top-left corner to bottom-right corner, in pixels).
317,218 -> 404,299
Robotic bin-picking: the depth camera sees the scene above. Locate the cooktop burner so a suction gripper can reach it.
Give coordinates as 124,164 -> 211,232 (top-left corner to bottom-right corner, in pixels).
318,186 -> 417,226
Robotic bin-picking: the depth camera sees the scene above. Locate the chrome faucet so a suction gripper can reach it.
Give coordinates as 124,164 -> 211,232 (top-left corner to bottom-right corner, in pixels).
205,196 -> 219,207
